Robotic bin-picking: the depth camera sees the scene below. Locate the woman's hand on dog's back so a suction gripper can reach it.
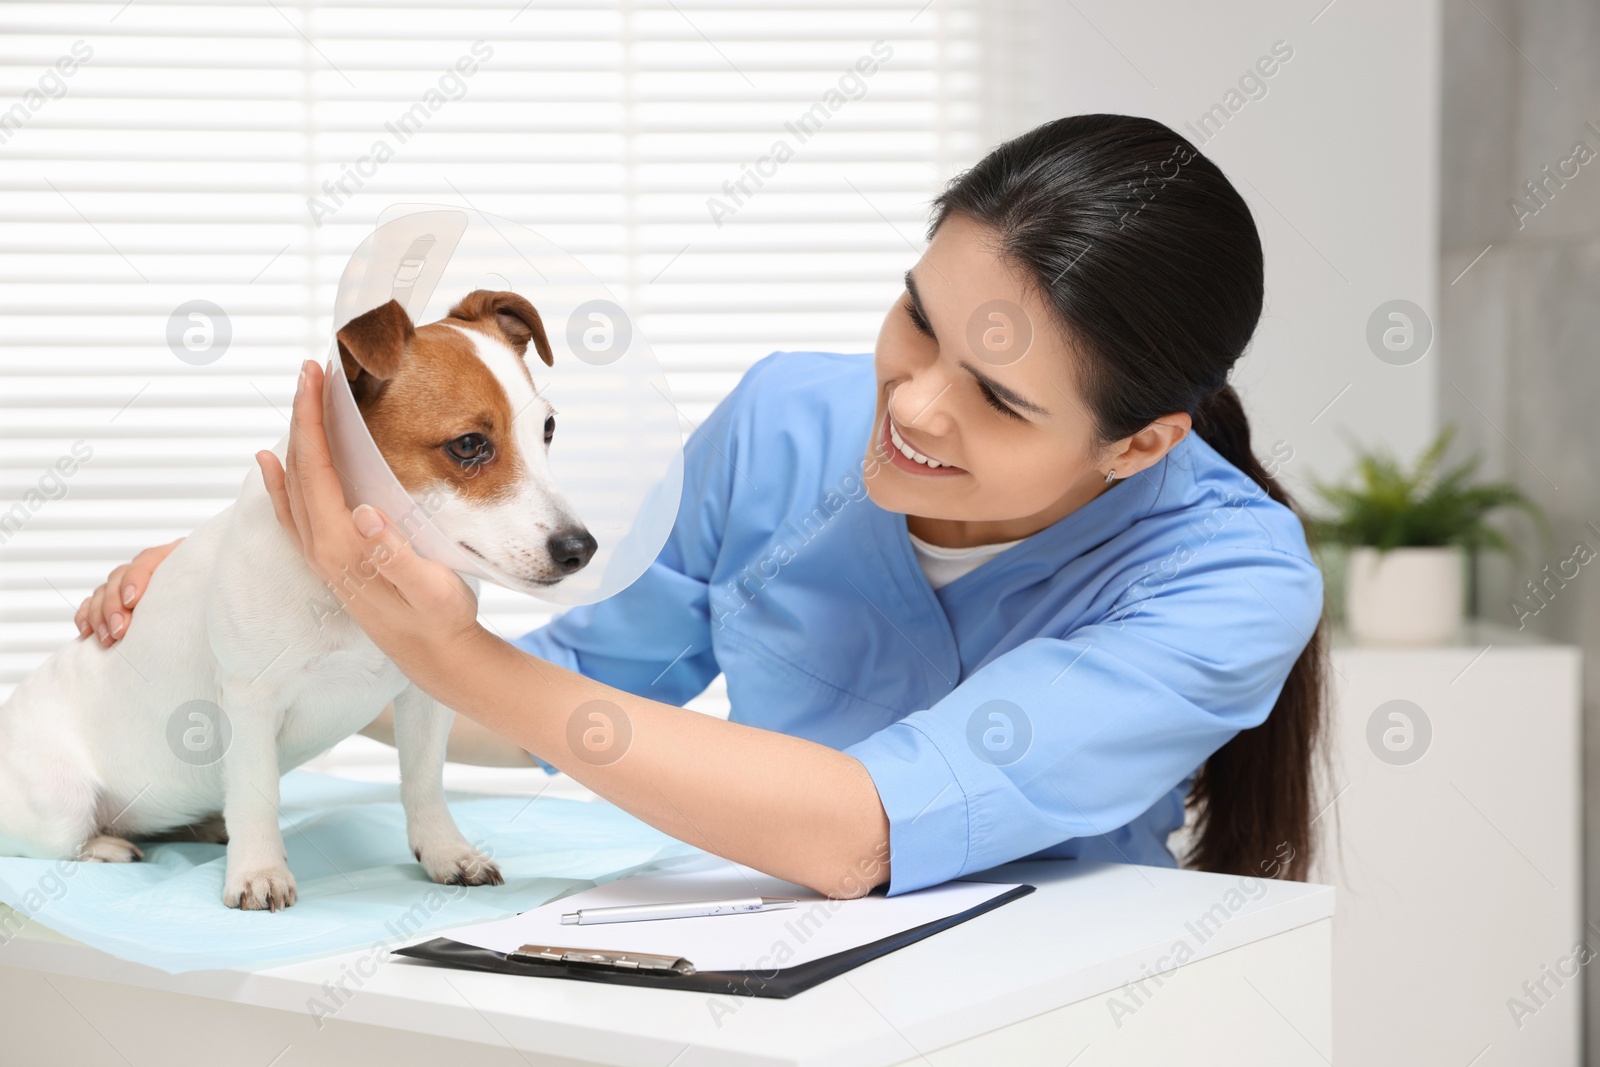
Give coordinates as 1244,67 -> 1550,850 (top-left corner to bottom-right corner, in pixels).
75,538 -> 185,647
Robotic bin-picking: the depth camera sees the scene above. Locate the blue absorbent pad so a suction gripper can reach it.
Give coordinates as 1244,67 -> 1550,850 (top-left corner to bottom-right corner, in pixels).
0,770 -> 705,974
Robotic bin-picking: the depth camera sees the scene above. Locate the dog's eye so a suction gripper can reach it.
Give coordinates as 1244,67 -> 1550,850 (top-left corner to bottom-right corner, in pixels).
544,415 -> 555,445
445,433 -> 494,465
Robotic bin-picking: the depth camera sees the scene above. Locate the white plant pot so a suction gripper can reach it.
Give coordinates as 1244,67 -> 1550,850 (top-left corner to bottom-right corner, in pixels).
1344,545 -> 1465,646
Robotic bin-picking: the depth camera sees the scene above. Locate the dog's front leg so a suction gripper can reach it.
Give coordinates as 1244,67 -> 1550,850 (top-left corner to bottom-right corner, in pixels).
218,683 -> 296,911
392,685 -> 503,887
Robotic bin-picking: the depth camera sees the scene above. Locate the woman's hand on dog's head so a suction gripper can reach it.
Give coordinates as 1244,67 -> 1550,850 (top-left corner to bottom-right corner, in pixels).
75,538 -> 185,647
254,358 -> 483,669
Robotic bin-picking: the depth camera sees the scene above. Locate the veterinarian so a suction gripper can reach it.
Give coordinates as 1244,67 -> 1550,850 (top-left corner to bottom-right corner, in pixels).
78,115 -> 1326,899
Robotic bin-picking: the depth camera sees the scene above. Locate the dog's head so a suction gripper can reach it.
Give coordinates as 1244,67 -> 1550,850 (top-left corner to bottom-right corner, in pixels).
334,290 -> 596,588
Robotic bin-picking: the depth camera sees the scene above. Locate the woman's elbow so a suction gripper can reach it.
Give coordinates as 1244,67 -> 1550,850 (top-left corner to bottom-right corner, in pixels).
796,836 -> 892,900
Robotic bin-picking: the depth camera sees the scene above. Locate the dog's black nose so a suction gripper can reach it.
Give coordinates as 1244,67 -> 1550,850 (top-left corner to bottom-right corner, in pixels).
548,528 -> 598,574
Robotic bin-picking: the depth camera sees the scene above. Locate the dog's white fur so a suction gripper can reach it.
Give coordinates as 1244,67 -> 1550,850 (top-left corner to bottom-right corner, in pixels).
0,292 -> 588,910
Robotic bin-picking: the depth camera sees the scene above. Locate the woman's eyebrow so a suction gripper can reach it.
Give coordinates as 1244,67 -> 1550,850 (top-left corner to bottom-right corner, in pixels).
958,360 -> 1051,417
904,269 -> 937,339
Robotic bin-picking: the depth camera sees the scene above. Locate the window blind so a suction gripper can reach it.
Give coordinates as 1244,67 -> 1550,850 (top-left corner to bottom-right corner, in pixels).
0,0 -> 1000,709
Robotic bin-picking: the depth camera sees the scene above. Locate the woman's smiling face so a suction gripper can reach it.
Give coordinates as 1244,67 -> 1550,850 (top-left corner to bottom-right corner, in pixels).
864,212 -> 1190,547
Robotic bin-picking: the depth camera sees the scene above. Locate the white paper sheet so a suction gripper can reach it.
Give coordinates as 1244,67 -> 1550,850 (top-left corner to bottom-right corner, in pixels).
439,857 -> 1021,972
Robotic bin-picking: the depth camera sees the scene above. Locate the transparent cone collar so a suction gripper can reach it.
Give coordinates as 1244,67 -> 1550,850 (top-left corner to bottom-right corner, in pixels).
321,203 -> 683,606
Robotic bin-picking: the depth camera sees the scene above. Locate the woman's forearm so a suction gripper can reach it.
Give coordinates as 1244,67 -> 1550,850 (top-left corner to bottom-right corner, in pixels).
400,625 -> 892,898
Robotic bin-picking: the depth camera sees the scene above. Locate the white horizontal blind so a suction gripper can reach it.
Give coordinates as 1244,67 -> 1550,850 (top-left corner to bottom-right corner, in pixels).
0,0 -> 988,702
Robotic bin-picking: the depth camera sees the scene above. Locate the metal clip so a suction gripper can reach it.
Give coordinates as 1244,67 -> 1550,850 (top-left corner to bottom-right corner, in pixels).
510,944 -> 696,976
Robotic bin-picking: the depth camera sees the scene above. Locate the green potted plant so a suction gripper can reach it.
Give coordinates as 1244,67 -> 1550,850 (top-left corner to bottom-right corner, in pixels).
1307,424 -> 1551,646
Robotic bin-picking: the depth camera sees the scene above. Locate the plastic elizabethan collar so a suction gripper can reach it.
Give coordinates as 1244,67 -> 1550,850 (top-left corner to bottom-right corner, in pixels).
321,203 -> 684,606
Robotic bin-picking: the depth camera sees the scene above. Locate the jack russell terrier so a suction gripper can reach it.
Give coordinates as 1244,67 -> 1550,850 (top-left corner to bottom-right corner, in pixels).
0,290 -> 596,910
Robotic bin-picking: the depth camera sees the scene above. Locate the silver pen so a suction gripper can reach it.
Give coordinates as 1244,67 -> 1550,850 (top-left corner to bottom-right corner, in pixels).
561,896 -> 798,926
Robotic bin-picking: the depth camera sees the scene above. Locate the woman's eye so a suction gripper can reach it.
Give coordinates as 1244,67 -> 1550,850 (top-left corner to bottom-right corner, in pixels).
445,433 -> 494,464
978,381 -> 1025,422
903,295 -> 936,339
544,415 -> 556,444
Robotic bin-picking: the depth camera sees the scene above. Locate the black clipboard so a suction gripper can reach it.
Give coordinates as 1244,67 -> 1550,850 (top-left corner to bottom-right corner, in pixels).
393,883 -> 1034,998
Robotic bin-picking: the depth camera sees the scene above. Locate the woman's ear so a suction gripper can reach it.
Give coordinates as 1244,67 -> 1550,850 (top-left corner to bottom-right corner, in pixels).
1119,417 -> 1191,474
1150,414 -> 1191,451
1132,415 -> 1196,467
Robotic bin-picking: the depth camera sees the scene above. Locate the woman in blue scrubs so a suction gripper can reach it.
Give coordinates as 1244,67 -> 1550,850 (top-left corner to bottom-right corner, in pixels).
81,114 -> 1326,898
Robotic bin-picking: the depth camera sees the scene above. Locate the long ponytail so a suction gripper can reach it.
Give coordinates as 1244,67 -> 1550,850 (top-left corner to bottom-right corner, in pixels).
1184,385 -> 1328,878
929,115 -> 1329,879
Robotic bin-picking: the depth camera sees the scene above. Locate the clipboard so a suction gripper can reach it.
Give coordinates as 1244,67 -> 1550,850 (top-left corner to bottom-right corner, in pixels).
393,883 -> 1034,998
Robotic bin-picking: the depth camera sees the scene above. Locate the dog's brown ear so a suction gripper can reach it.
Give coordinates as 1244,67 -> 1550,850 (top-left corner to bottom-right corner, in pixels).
336,299 -> 415,390
447,289 -> 554,367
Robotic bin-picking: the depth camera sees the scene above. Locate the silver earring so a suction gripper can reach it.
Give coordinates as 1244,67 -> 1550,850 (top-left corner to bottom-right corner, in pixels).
1104,469 -> 1117,483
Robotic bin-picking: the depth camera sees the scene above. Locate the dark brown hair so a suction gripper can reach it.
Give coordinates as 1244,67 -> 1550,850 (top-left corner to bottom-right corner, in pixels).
928,114 -> 1329,880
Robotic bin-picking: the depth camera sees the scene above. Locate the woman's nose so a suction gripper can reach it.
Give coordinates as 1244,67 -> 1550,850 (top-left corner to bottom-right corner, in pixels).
889,371 -> 954,430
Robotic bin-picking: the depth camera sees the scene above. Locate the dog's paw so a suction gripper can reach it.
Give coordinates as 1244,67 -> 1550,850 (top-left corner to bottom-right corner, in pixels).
223,865 -> 298,911
76,835 -> 143,863
413,840 -> 503,887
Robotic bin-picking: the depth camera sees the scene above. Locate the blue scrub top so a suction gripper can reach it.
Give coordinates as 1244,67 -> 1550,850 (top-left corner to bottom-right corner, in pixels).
513,351 -> 1324,895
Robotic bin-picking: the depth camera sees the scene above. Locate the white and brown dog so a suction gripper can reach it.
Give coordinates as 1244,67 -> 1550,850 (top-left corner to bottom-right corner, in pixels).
0,290 -> 594,910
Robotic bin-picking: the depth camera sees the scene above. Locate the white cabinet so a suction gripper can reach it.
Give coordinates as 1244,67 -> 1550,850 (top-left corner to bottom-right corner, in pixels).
1318,620 -> 1581,1065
